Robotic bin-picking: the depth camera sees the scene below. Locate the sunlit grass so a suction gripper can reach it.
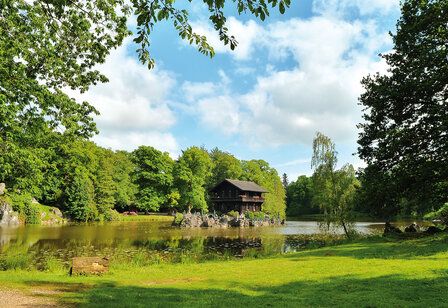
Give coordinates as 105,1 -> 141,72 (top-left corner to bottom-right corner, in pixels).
0,233 -> 446,306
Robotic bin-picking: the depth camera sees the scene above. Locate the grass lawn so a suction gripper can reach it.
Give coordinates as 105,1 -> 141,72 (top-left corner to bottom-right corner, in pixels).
0,233 -> 447,307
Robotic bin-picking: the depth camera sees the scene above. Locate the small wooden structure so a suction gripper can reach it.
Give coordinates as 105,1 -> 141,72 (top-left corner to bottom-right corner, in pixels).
209,179 -> 268,214
70,257 -> 109,275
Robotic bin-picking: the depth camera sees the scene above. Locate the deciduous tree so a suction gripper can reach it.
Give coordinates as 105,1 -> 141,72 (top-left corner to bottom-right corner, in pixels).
312,132 -> 359,238
357,0 -> 448,217
132,146 -> 175,212
174,147 -> 212,213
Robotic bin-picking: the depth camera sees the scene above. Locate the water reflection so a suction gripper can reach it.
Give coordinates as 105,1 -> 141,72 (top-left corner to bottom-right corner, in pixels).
0,220 -> 422,268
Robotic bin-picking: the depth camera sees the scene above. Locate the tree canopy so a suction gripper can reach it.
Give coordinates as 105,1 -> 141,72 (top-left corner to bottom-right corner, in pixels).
132,146 -> 175,212
357,0 -> 448,217
286,175 -> 315,217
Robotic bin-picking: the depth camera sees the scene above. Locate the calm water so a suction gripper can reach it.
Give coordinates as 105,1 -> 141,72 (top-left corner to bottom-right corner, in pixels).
0,220 -> 425,268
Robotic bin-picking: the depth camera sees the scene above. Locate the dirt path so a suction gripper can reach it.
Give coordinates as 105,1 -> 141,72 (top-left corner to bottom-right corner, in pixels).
0,288 -> 59,307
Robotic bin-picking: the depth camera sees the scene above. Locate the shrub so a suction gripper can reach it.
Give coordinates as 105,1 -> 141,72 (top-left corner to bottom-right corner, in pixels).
174,212 -> 184,224
244,211 -> 255,220
103,209 -> 122,222
10,192 -> 40,224
10,192 -> 31,214
41,256 -> 66,272
425,203 -> 448,226
227,210 -> 240,218
24,202 -> 40,224
245,211 -> 266,220
0,245 -> 31,270
254,211 -> 266,220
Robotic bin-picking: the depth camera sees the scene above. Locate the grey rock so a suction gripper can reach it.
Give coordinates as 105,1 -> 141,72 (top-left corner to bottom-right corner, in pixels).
424,226 -> 443,234
383,222 -> 402,235
175,211 -> 283,228
0,183 -> 5,195
0,201 -> 20,226
201,216 -> 216,227
51,207 -> 63,218
404,223 -> 420,233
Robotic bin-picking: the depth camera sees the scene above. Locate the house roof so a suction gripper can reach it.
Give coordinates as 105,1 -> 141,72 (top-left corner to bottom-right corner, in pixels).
213,179 -> 268,193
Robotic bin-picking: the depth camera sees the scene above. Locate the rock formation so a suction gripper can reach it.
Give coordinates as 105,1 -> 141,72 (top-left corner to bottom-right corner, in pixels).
0,200 -> 19,227
174,212 -> 284,228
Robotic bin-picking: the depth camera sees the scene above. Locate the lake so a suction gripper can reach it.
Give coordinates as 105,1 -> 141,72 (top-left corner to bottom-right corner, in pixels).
0,220 -> 423,269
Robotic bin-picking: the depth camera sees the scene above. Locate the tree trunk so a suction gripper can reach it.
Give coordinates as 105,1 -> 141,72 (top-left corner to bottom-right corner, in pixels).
341,220 -> 350,239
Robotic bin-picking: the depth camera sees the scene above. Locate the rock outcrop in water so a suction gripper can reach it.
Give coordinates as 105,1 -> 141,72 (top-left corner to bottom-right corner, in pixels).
173,212 -> 284,228
384,222 -> 446,237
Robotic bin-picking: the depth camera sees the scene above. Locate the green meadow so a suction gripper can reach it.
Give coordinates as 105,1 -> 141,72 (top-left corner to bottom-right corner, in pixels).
1,233 -> 447,307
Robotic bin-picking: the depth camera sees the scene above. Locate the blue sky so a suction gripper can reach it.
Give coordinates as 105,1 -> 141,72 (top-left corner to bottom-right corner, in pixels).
74,0 -> 401,181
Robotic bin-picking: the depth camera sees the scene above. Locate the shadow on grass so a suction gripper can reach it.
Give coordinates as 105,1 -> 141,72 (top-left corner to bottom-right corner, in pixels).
26,273 -> 448,307
286,233 -> 448,260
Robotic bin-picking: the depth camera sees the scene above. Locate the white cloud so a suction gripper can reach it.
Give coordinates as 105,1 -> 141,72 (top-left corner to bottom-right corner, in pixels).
190,17 -> 262,60
313,0 -> 400,17
69,39 -> 179,154
182,81 -> 220,103
94,131 -> 179,157
197,96 -> 241,135
191,12 -> 392,148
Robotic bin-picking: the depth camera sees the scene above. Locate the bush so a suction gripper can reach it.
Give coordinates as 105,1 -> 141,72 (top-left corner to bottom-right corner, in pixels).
227,210 -> 240,218
10,192 -> 30,214
174,212 -> 184,224
244,211 -> 255,220
244,211 -> 266,220
425,203 -> 448,226
10,192 -> 41,224
24,202 -> 40,224
41,256 -> 66,272
103,209 -> 122,222
0,245 -> 31,270
254,211 -> 266,220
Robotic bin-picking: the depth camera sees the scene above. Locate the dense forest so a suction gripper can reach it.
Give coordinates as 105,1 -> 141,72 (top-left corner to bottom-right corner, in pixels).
0,135 -> 286,222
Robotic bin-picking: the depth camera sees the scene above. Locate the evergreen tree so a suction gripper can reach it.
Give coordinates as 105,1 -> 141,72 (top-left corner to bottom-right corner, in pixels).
282,173 -> 289,189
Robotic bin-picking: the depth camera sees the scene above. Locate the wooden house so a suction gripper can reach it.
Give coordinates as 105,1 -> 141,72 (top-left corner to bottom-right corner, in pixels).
209,179 -> 268,214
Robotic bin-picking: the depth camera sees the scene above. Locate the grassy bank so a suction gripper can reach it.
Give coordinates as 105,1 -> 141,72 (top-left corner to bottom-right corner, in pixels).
0,233 -> 447,307
119,214 -> 174,222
